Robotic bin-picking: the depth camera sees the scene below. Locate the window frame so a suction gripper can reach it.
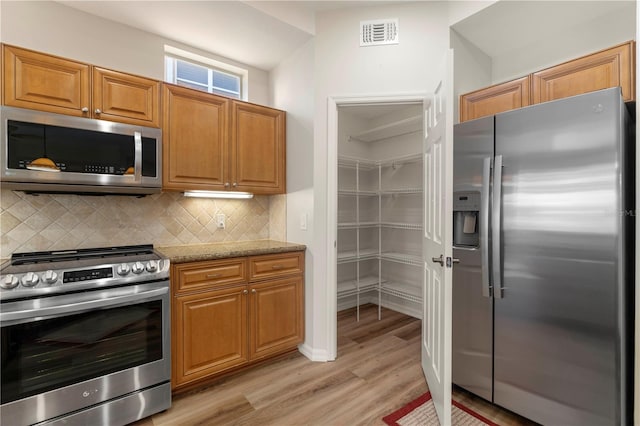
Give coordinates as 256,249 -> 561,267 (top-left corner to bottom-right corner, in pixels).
164,46 -> 247,101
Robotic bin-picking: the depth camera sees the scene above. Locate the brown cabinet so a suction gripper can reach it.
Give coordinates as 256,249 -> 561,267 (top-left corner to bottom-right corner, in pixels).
459,41 -> 635,122
163,83 -> 286,195
532,41 -> 635,104
460,76 -> 531,122
171,251 -> 304,391
162,84 -> 229,191
249,275 -> 304,361
173,286 -> 248,387
2,45 -> 160,127
231,101 -> 286,193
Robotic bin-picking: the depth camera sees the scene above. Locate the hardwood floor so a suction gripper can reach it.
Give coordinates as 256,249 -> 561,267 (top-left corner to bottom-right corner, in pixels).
134,304 -> 533,425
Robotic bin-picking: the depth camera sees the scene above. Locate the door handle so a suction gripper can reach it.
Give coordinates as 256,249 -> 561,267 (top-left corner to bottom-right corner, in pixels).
431,254 -> 444,266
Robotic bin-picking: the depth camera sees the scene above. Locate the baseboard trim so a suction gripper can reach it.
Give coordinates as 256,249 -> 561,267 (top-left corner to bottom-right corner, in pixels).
298,343 -> 332,362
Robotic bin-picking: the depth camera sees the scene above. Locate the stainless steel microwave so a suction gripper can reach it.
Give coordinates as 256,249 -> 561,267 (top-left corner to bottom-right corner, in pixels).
1,106 -> 162,195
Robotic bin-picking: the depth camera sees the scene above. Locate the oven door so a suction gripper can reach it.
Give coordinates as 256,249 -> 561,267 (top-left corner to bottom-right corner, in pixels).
0,281 -> 170,426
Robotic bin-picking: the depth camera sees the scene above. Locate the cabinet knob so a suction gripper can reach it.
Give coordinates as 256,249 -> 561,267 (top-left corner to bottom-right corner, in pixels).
232,182 -> 238,187
94,109 -> 102,115
224,182 -> 230,188
243,289 -> 248,295
81,107 -> 89,113
251,289 -> 256,294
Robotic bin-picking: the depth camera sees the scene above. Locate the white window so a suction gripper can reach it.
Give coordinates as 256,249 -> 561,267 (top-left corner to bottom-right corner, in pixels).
164,46 -> 246,100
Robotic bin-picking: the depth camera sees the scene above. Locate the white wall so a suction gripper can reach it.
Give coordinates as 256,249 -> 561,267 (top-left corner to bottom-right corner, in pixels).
269,39 -> 316,357
312,1 -> 450,359
450,30 -> 492,124
491,3 -> 636,83
0,0 -> 270,105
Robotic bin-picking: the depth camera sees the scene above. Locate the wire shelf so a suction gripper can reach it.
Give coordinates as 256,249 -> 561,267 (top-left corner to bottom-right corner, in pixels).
381,280 -> 422,303
380,222 -> 422,230
380,252 -> 422,267
379,188 -> 422,195
337,276 -> 384,298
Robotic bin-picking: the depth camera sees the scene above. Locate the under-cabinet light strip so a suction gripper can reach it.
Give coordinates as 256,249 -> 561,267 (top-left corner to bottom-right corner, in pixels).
183,190 -> 253,199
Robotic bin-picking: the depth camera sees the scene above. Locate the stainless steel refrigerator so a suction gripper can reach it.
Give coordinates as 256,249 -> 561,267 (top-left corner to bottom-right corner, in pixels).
452,87 -> 634,425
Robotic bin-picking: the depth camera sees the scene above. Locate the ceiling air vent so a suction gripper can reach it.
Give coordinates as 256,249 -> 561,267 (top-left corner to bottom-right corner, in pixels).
360,19 -> 399,47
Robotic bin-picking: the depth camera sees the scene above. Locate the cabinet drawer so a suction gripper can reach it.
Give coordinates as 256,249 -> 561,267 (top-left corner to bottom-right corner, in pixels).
249,252 -> 304,281
175,258 -> 247,293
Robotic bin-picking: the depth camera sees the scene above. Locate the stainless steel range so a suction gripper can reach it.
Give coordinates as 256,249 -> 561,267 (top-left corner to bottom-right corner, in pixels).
0,244 -> 171,426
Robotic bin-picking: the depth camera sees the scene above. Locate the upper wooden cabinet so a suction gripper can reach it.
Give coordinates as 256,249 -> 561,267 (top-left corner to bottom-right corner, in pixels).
162,84 -> 229,191
460,76 -> 531,122
163,83 -> 286,195
231,101 -> 286,193
2,45 -> 161,127
459,41 -> 635,122
92,67 -> 160,127
532,41 -> 635,104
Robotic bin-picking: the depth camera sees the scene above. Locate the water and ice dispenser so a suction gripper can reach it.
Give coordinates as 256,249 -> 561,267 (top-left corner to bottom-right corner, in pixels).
453,192 -> 480,248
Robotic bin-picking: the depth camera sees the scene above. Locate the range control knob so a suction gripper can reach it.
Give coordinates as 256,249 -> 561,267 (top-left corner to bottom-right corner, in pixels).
42,270 -> 58,284
21,272 -> 39,287
117,263 -> 131,276
1,275 -> 19,289
131,261 -> 145,274
146,260 -> 158,272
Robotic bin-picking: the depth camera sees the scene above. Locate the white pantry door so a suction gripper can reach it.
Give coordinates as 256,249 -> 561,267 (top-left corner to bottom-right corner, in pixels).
422,50 -> 454,426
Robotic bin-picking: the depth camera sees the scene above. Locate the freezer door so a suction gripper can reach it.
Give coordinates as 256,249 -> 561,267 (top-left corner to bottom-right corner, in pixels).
452,117 -> 494,401
493,88 -> 627,425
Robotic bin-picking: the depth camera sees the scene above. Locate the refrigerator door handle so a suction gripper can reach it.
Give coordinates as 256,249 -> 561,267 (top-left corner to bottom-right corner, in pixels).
492,155 -> 504,299
481,157 -> 492,298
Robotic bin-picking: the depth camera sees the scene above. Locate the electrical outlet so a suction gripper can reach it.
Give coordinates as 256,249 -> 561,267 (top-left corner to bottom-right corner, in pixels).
216,213 -> 226,229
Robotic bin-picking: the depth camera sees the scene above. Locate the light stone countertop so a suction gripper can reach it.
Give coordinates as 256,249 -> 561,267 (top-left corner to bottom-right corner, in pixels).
155,239 -> 306,264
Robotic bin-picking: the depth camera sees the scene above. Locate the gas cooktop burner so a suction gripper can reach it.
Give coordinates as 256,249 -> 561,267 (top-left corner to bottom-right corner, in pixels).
0,244 -> 169,301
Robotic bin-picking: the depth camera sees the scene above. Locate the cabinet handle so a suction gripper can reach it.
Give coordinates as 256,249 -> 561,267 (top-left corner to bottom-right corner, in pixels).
271,265 -> 284,270
251,289 -> 256,294
95,108 -> 102,115
81,107 -> 89,113
206,273 -> 222,278
243,289 -> 248,295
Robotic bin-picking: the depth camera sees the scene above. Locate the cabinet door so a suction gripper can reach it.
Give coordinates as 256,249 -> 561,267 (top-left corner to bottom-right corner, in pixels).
173,286 -> 248,388
230,101 -> 285,194
93,67 -> 160,127
163,84 -> 229,191
249,276 -> 303,361
460,76 -> 531,122
532,41 -> 635,103
3,45 -> 90,116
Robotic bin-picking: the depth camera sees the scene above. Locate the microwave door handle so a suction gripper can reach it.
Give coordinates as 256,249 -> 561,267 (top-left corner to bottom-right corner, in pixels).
134,131 -> 142,183
0,287 -> 168,324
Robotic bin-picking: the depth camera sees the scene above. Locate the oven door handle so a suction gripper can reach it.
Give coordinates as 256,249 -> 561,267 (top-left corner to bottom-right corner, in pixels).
0,286 -> 168,323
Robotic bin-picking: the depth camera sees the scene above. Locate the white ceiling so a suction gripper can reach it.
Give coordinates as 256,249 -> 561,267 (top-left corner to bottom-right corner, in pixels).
58,0 -> 402,71
451,1 -> 634,58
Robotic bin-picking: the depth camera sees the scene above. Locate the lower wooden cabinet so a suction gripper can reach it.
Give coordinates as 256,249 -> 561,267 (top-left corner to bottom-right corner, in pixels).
249,276 -> 304,361
173,286 -> 248,387
171,251 -> 305,391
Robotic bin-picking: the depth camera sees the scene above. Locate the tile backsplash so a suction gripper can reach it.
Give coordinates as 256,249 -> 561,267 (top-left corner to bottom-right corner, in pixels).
0,189 -> 286,257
